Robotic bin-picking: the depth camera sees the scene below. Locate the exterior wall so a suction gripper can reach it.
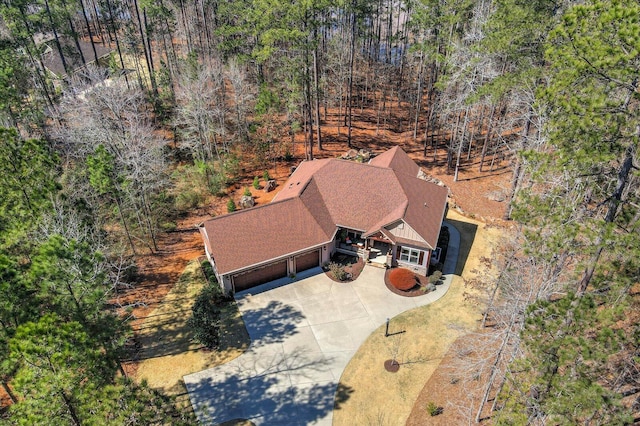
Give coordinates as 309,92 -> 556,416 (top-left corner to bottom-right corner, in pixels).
204,243 -> 213,264
204,243 -> 232,294
395,244 -> 430,276
321,243 -> 333,265
220,274 -> 233,295
386,220 -> 428,244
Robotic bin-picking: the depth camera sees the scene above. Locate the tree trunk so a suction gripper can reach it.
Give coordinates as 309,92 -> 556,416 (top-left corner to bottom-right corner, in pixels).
115,194 -> 136,256
313,31 -> 322,151
479,104 -> 496,171
132,0 -> 158,95
413,51 -> 425,140
79,0 -> 99,63
44,0 -> 70,76
454,107 -> 470,182
61,391 -> 82,426
2,381 -> 16,404
61,0 -> 87,65
346,6 -> 356,148
105,0 -> 129,88
577,144 -> 635,295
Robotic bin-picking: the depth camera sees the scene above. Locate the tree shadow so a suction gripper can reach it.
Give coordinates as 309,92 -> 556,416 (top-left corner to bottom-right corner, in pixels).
446,219 -> 478,276
185,347 -> 354,425
239,300 -> 306,349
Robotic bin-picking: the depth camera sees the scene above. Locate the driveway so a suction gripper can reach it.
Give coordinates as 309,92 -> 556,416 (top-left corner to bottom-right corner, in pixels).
184,222 -> 460,425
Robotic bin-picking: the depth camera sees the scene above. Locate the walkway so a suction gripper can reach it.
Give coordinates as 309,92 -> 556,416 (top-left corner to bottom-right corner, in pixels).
184,221 -> 460,425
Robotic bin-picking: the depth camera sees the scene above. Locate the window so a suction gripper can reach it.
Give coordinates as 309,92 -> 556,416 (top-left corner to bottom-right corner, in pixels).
399,247 -> 424,265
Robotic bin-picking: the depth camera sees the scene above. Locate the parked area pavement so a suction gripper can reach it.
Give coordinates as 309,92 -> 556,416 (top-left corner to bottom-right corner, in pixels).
184,221 -> 460,425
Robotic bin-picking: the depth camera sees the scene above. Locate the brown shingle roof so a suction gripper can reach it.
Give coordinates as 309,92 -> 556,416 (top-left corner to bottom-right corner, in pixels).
391,171 -> 449,249
368,145 -> 420,177
203,198 -> 332,274
42,38 -> 113,79
310,160 -> 407,232
201,146 -> 448,275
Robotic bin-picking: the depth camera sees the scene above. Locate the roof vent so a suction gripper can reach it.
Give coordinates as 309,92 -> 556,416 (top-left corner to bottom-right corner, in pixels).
424,202 -> 428,207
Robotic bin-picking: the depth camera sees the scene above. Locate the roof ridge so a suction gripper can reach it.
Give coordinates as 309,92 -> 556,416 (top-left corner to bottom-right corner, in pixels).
205,196 -> 299,222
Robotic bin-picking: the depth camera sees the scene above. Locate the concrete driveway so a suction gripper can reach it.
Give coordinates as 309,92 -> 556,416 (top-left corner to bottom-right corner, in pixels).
184,222 -> 460,425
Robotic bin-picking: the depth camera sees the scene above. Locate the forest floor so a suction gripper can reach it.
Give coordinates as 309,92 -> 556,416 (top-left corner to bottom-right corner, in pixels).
117,107 -> 512,420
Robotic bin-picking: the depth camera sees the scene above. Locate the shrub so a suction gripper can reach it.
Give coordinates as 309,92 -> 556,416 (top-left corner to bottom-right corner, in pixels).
200,260 -> 219,286
160,221 -> 177,232
389,268 -> 418,291
263,170 -> 270,181
187,284 -> 222,349
328,262 -> 347,281
227,199 -> 236,213
243,186 -> 251,197
252,176 -> 260,189
426,402 -> 443,416
428,270 -> 443,284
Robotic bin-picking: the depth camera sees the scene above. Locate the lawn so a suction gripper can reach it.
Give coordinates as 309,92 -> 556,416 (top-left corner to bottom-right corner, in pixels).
133,259 -> 249,408
332,211 -> 503,425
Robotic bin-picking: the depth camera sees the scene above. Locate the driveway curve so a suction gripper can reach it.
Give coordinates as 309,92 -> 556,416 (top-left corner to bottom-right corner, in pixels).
184,221 -> 460,425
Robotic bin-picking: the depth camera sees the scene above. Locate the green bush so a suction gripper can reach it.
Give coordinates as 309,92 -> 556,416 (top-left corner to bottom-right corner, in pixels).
263,170 -> 270,182
428,270 -> 443,284
243,186 -> 251,197
160,221 -> 177,232
426,402 -> 443,416
171,164 -> 209,209
227,199 -> 236,213
175,190 -> 204,210
255,84 -> 280,115
253,176 -> 260,189
328,262 -> 347,281
187,284 -> 222,349
200,260 -> 219,286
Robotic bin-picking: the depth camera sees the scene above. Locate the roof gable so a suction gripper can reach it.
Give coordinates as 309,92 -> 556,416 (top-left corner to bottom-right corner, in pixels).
368,145 -> 420,178
393,171 -> 449,249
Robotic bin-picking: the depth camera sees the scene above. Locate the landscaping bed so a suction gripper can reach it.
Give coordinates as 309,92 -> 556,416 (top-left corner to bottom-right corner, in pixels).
384,267 -> 442,297
323,254 -> 365,282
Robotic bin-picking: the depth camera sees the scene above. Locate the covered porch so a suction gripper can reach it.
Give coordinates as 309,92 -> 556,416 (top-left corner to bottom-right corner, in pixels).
334,228 -> 393,266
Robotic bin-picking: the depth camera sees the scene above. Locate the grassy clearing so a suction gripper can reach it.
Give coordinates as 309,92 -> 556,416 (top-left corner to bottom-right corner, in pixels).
133,259 -> 249,407
333,211 -> 502,425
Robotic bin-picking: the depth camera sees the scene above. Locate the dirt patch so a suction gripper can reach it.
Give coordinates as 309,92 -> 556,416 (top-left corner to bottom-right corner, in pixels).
332,211 -> 506,425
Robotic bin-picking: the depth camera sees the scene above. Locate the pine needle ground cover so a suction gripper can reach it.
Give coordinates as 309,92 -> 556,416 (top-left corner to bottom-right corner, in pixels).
389,267 -> 419,290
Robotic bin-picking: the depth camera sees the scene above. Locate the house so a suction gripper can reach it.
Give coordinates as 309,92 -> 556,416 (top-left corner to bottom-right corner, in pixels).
41,37 -> 113,82
199,146 -> 449,294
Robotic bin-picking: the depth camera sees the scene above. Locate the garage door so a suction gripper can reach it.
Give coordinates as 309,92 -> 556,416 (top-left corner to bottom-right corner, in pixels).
233,260 -> 288,292
295,250 -> 320,273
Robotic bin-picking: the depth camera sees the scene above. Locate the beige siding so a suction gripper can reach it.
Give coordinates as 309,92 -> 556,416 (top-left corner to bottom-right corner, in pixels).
386,220 -> 427,244
321,243 -> 332,264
